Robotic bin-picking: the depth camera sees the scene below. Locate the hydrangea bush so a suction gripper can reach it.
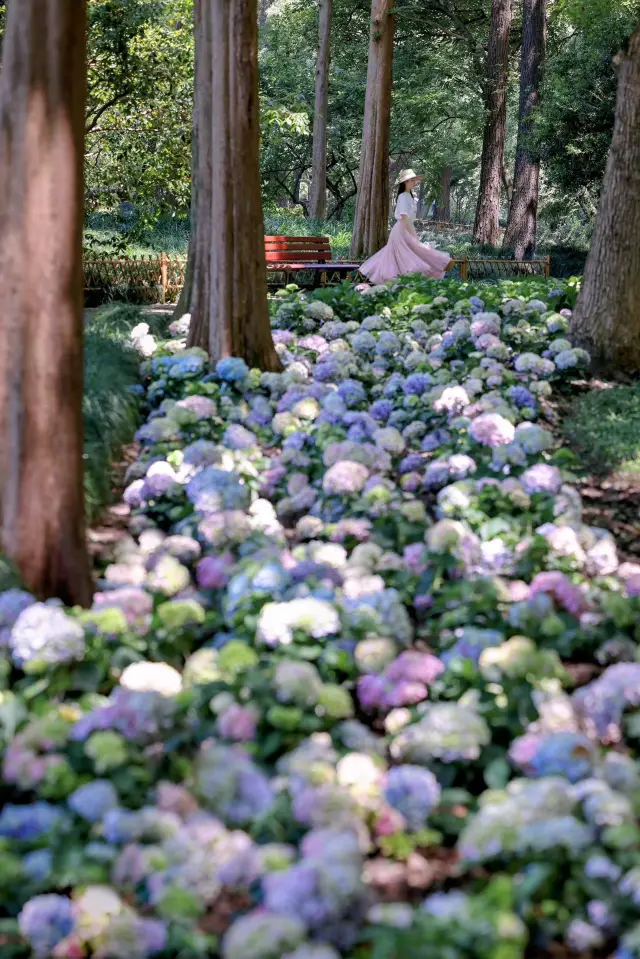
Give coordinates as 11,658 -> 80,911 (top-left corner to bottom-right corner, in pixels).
1,275 -> 640,958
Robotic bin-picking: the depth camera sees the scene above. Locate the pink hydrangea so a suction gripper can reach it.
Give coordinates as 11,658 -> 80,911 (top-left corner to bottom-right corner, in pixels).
218,704 -> 257,743
529,571 -> 589,617
433,386 -> 470,415
469,413 -> 515,447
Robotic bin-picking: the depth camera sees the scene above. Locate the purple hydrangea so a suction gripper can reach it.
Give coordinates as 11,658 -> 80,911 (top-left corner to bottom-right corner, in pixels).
521,463 -> 563,495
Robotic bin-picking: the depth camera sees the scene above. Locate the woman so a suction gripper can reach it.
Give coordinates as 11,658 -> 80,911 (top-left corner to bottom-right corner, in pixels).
360,169 -> 453,284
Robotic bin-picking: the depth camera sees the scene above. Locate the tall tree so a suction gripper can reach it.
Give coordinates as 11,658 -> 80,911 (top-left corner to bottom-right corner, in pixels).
569,23 -> 640,374
503,0 -> 547,258
308,0 -> 332,222
435,165 -> 452,222
473,0 -> 512,245
187,0 -> 280,372
175,0 -> 208,325
0,0 -> 92,605
350,0 -> 396,260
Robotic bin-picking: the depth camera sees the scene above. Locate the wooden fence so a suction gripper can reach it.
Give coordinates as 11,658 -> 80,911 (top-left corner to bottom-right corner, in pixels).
415,219 -> 479,235
83,251 -> 551,302
450,256 -> 550,280
84,252 -> 186,303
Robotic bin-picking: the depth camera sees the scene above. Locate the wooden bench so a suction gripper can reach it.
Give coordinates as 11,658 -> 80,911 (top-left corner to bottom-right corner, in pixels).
265,235 -> 361,289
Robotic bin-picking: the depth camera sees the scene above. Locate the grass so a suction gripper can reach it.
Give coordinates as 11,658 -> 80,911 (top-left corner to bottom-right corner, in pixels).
83,304 -> 169,522
563,383 -> 640,476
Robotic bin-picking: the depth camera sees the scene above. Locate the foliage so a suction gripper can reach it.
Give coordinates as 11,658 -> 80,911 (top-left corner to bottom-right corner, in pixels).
536,0 -> 640,203
83,305 -> 154,520
564,383 -> 640,475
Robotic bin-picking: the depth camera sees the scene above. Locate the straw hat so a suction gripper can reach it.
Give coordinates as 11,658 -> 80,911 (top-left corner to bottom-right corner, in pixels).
396,168 -> 423,184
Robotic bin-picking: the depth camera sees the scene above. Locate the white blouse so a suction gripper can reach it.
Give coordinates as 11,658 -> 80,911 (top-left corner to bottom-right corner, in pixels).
395,191 -> 417,222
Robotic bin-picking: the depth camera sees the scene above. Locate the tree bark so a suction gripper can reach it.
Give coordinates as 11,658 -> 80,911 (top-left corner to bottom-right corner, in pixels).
350,0 -> 395,260
503,0 -> 547,259
435,165 -> 452,221
188,0 -> 280,372
309,0 -> 332,222
569,25 -> 640,374
473,0 -> 511,246
181,0 -> 212,334
0,0 -> 92,605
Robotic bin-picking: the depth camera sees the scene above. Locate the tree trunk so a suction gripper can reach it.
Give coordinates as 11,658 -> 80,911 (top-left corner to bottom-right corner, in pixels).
0,0 -> 92,605
182,0 -> 213,337
569,25 -> 640,374
188,0 -> 280,372
350,0 -> 395,260
503,0 -> 547,259
473,0 -> 511,246
435,165 -> 452,221
417,178 -> 426,219
174,10 -> 199,321
308,0 -> 332,222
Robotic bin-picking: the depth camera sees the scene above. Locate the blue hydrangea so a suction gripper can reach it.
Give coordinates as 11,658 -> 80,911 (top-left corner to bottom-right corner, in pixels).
186,467 -> 251,513
338,379 -> 366,408
216,357 -> 249,383
68,780 -> 119,822
370,399 -> 393,422
385,765 -> 441,830
196,742 -> 275,824
441,628 -> 504,668
18,895 -> 75,958
508,385 -> 536,410
403,373 -> 432,395
23,849 -> 53,882
0,802 -> 63,840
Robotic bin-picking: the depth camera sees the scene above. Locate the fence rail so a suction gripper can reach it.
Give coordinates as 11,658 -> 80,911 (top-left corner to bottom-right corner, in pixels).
83,251 -> 551,302
415,219 -> 480,235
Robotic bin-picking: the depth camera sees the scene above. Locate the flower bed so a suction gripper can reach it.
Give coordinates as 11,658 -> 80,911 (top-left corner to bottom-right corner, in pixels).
2,275 -> 640,959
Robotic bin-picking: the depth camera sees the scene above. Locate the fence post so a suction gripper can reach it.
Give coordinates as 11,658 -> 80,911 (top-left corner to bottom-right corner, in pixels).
160,252 -> 168,303
460,257 -> 469,282
544,255 -> 551,279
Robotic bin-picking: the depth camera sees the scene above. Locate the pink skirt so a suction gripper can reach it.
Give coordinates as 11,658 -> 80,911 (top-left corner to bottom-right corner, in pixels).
360,221 -> 451,283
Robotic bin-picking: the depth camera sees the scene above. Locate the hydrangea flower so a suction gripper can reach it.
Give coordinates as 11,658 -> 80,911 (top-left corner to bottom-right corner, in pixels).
384,765 -> 441,829
508,731 -> 594,783
68,780 -> 119,822
222,911 -> 307,959
195,742 -> 274,824
18,895 -> 75,958
10,603 -> 85,671
216,357 -> 249,383
391,702 -> 490,763
469,413 -> 515,447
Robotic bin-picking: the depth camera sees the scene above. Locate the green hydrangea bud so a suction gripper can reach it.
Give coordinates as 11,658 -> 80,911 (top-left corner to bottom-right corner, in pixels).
85,731 -> 128,773
318,684 -> 354,720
